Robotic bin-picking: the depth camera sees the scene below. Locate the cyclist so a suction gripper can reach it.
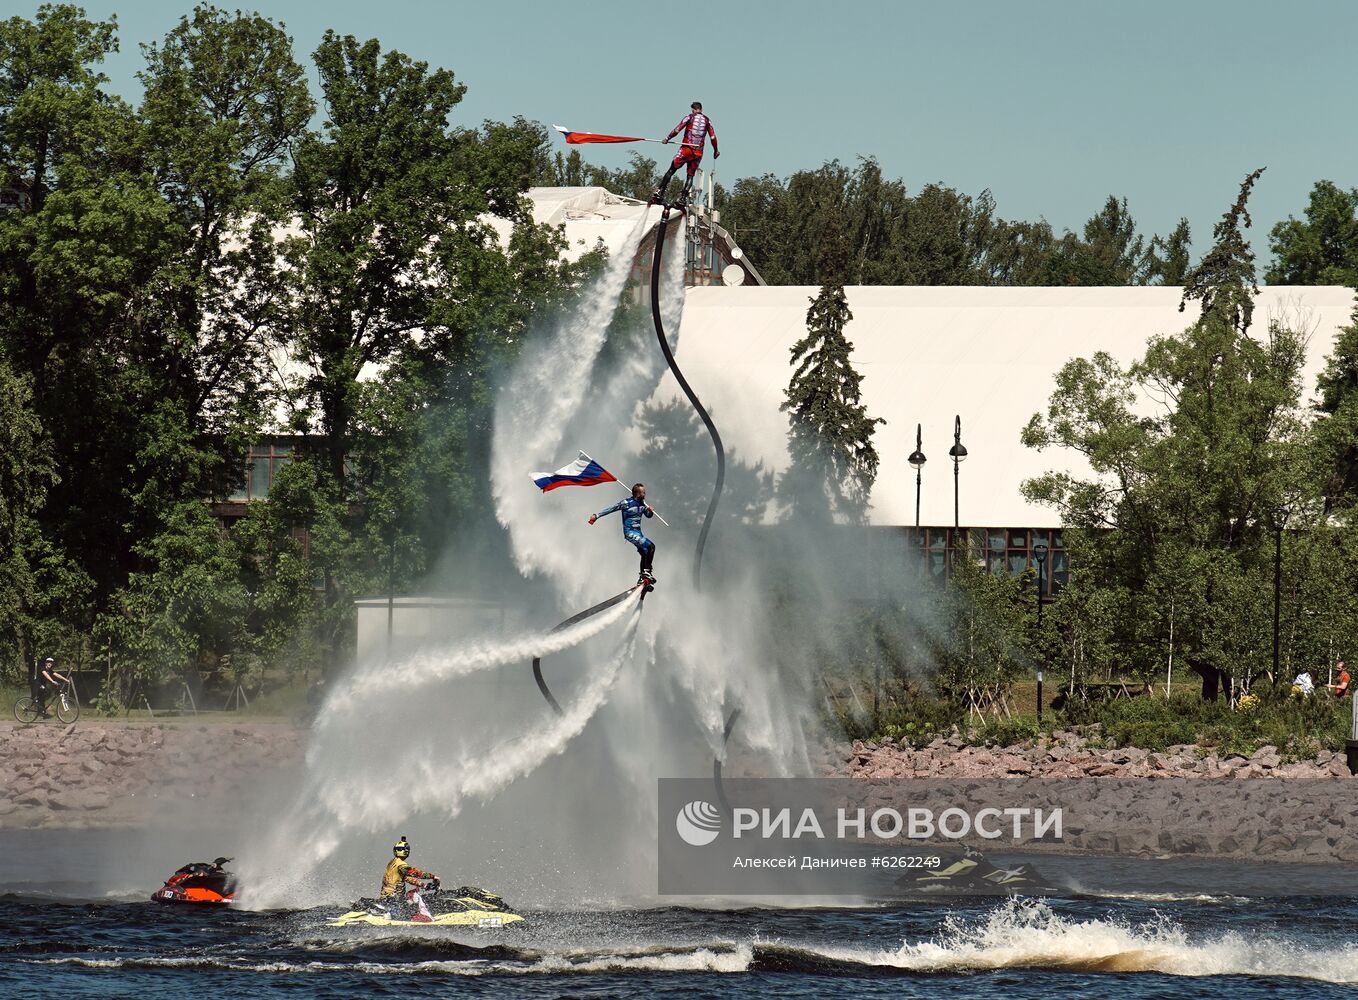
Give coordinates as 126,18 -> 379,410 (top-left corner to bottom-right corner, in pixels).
35,657 -> 70,718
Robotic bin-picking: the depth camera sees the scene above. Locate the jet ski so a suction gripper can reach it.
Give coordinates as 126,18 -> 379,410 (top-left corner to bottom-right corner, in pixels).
329,879 -> 524,928
894,847 -> 1051,895
152,857 -> 237,905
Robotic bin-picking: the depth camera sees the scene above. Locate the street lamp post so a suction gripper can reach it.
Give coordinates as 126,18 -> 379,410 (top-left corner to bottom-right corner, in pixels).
1033,542 -> 1049,726
908,424 -> 927,537
948,415 -> 967,545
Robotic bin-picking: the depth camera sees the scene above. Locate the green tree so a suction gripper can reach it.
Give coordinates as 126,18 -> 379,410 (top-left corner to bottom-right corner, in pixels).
779,233 -> 885,521
102,500 -> 247,698
535,147 -> 659,200
267,35 -> 587,668
0,5 -> 175,615
1023,169 -> 1317,699
928,552 -> 1029,715
136,4 -> 312,466
1267,180 -> 1358,286
1313,298 -> 1358,510
633,398 -> 775,527
1146,218 -> 1193,285
0,362 -> 58,675
713,160 -> 1186,289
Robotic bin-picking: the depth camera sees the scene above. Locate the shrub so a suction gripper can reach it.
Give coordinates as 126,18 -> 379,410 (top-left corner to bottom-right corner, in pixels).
974,716 -> 1038,748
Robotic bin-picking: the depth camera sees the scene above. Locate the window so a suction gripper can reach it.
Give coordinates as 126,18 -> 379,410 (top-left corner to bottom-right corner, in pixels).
230,440 -> 295,501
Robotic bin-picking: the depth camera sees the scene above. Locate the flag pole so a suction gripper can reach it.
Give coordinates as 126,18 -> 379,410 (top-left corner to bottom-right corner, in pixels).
610,480 -> 671,527
582,451 -> 671,527
552,126 -> 699,149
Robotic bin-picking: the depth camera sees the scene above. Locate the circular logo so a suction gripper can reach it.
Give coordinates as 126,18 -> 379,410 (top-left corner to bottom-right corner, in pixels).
676,800 -> 722,846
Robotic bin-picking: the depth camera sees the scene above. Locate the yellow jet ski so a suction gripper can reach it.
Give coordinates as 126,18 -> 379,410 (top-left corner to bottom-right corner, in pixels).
329,880 -> 524,928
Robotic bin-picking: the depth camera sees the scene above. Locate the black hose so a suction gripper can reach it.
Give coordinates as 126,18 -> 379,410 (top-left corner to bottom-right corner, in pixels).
712,707 -> 742,814
532,585 -> 643,717
650,206 -> 725,589
650,203 -> 738,810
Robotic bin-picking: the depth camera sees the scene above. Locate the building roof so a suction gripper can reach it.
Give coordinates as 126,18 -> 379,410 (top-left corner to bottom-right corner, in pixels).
488,186 -> 656,261
652,285 -> 1358,528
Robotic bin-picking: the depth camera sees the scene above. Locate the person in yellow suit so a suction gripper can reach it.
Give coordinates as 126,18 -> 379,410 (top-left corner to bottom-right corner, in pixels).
380,836 -> 438,899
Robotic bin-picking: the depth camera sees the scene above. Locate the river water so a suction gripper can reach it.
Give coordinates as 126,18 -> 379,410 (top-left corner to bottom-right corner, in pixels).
5,831 -> 1357,998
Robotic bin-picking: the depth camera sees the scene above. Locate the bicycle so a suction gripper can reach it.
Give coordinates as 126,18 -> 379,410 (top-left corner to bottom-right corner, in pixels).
14,679 -> 79,725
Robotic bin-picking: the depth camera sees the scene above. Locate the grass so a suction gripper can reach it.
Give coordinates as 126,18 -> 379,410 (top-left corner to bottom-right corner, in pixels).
834,674 -> 1356,757
0,678 -> 310,725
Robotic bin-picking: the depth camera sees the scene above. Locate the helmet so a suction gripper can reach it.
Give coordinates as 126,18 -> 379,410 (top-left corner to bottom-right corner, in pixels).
393,836 -> 410,859
212,857 -> 233,867
43,657 -> 54,664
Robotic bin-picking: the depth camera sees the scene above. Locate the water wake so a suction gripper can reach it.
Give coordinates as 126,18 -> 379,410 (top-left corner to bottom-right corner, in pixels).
26,898 -> 1358,983
767,897 -> 1358,982
323,589 -> 639,713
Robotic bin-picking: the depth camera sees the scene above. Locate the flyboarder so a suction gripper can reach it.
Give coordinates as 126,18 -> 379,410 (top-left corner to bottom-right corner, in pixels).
651,101 -> 719,207
589,483 -> 658,587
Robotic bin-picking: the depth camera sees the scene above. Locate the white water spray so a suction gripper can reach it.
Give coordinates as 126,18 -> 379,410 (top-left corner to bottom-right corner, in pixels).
245,204 -> 813,908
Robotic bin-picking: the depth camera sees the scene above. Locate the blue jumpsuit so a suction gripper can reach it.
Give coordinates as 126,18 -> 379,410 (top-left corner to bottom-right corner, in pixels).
595,496 -> 656,575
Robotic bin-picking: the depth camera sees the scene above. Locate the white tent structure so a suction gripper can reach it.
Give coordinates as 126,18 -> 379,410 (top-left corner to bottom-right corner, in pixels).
654,285 -> 1356,533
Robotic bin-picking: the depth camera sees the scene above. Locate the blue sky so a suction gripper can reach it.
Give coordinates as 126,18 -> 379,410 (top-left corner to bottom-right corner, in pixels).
66,0 -> 1358,271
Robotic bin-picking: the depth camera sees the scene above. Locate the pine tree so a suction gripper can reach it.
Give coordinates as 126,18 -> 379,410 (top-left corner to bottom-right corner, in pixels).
779,228 -> 885,522
1178,167 -> 1265,333
1146,219 -> 1193,286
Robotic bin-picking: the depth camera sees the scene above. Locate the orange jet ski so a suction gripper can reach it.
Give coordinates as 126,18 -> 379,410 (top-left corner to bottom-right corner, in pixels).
151,857 -> 237,905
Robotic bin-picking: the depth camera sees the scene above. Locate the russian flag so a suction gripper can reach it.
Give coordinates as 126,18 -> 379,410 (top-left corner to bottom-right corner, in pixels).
532,451 -> 618,492
553,124 -> 647,145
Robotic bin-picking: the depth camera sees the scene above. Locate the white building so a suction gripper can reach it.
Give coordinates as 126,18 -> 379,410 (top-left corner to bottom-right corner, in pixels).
653,284 -> 1357,590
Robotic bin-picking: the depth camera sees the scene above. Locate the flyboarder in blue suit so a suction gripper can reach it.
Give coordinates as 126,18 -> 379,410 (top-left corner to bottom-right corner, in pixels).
589,483 -> 657,586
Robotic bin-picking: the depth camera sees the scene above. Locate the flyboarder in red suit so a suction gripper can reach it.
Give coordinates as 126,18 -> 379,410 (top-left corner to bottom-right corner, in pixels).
651,102 -> 719,206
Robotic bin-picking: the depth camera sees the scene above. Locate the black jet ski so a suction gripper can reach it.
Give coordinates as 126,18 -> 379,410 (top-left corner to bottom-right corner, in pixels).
894,847 -> 1051,895
330,879 -> 523,928
152,857 -> 237,905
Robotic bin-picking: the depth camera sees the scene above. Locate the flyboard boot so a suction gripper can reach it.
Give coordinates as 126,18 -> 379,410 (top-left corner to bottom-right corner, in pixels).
674,176 -> 695,209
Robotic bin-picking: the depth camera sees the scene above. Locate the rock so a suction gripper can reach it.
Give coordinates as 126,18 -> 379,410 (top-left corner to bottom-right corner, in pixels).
1251,746 -> 1282,769
1328,758 -> 1354,778
1165,831 -> 1211,854
1257,833 -> 1295,854
80,789 -> 112,811
1114,827 -> 1157,855
1080,831 -> 1117,852
1332,835 -> 1358,862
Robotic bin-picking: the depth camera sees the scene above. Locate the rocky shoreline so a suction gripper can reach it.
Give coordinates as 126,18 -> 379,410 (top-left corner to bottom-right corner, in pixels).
0,721 -> 304,830
5,722 -> 1357,867
828,730 -> 1357,781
